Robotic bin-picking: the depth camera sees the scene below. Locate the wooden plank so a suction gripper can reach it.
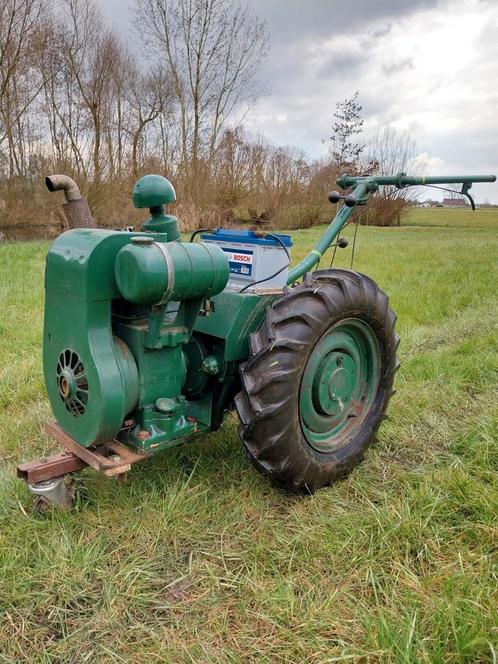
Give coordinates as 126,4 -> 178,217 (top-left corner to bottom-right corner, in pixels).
102,462 -> 132,477
44,422 -> 116,472
107,442 -> 150,464
17,423 -> 151,485
17,451 -> 86,484
43,421 -> 150,478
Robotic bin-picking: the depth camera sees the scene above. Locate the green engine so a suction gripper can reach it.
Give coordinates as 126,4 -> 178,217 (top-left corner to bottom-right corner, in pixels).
44,174 -> 277,453
40,169 -> 495,497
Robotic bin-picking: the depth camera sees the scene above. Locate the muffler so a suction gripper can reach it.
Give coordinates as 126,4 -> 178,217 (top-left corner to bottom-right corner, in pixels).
46,174 -> 97,229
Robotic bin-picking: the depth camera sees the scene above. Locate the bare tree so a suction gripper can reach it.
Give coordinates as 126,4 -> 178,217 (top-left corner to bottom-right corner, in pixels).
0,0 -> 49,179
124,64 -> 172,177
38,18 -> 88,176
133,0 -> 269,189
369,125 -> 422,177
329,90 -> 365,171
362,125 -> 425,226
60,0 -> 124,187
211,126 -> 254,207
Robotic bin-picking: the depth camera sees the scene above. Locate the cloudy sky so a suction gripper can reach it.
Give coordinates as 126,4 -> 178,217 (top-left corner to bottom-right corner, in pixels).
99,0 -> 498,202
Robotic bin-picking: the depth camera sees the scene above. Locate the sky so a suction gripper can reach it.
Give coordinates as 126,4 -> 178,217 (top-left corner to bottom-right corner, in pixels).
99,0 -> 498,202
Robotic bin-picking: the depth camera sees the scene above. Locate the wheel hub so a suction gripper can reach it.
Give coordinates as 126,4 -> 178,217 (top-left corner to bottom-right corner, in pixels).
59,370 -> 76,400
313,352 -> 357,416
56,349 -> 88,417
300,318 -> 380,453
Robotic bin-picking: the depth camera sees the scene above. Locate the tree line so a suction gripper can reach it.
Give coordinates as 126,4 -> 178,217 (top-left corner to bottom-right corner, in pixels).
0,0 -> 419,239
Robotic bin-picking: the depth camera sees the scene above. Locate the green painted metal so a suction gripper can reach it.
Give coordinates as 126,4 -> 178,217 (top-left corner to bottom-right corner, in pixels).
183,336 -> 210,398
44,220 -> 231,449
336,173 -> 497,189
141,210 -> 180,239
133,174 -> 176,208
43,170 -> 496,459
287,179 -> 370,283
299,318 -> 380,453
193,289 -> 277,361
115,238 -> 229,305
202,355 -> 221,375
44,229 -> 142,446
288,172 -> 497,284
133,174 -> 180,240
42,172 -> 278,453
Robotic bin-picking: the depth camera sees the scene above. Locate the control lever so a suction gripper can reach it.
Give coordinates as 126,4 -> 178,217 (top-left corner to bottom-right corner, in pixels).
328,191 -> 358,207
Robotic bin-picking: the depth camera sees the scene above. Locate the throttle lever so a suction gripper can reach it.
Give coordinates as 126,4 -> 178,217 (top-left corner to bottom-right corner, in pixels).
328,191 -> 357,207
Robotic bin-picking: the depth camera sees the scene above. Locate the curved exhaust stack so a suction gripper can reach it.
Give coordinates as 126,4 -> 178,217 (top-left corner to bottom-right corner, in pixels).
45,174 -> 97,229
45,174 -> 81,202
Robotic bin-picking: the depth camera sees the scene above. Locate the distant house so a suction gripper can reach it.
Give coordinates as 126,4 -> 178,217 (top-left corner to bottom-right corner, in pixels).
442,197 -> 469,207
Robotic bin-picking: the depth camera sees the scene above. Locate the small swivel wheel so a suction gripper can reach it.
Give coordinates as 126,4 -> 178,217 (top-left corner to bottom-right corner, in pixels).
236,269 -> 399,493
28,476 -> 77,511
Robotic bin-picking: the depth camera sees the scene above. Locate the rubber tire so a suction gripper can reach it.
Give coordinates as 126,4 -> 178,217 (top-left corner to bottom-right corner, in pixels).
235,269 -> 399,494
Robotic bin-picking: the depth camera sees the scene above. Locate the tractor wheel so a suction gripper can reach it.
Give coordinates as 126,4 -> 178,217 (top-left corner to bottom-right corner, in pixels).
235,269 -> 399,494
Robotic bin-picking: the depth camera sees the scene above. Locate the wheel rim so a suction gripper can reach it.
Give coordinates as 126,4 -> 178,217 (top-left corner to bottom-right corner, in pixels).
299,318 -> 381,453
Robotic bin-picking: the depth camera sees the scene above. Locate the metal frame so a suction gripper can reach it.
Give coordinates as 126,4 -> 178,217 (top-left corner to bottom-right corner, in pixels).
17,422 -> 150,485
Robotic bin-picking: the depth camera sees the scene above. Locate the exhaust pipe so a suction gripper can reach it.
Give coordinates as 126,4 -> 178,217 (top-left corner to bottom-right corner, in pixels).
45,174 -> 97,229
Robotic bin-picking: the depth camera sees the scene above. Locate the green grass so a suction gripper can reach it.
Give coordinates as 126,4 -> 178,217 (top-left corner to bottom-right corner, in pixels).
0,208 -> 497,663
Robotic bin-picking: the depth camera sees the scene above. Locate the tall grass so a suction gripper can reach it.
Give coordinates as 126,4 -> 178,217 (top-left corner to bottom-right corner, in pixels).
0,208 -> 497,662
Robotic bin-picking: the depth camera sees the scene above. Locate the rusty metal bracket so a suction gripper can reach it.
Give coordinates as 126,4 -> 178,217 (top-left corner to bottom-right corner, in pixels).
17,451 -> 86,484
17,422 -> 151,484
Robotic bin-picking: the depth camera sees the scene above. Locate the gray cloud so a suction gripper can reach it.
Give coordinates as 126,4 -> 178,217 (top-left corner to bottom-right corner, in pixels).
250,0 -> 438,44
99,0 -> 498,202
382,57 -> 414,75
371,23 -> 393,39
316,51 -> 366,80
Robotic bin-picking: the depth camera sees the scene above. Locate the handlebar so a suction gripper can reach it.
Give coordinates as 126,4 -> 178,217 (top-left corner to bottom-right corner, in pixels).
287,172 -> 497,284
337,173 -> 496,190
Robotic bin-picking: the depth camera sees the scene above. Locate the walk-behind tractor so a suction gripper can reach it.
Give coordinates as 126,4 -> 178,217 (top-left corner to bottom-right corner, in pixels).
17,171 -> 496,508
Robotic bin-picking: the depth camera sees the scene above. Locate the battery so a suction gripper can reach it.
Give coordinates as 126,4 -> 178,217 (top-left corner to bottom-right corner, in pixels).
200,229 -> 292,291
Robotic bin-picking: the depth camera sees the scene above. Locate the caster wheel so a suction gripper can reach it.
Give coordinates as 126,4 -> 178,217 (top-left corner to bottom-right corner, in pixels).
29,476 -> 77,511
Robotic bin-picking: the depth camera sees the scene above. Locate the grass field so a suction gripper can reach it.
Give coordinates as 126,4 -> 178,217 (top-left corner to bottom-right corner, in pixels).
0,207 -> 497,663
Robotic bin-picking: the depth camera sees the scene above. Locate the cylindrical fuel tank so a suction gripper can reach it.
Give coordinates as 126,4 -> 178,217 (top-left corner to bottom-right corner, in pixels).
114,238 -> 229,305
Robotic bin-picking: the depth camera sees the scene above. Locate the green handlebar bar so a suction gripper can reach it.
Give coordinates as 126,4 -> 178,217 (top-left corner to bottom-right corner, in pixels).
287,172 -> 497,284
337,173 -> 496,189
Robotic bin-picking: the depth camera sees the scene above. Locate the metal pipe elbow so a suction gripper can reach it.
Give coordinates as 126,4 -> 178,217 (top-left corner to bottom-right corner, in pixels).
45,174 -> 96,229
45,174 -> 82,202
